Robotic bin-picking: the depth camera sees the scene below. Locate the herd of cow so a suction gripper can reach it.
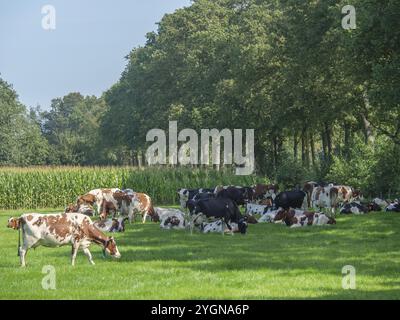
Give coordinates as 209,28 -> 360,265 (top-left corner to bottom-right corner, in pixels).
6,182 -> 400,267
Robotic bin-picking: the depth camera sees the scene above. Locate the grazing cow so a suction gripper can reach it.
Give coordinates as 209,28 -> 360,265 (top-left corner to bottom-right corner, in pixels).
65,203 -> 95,216
7,213 -> 121,267
340,202 -> 368,215
201,219 -> 248,234
189,198 -> 246,234
275,190 -> 307,210
245,203 -> 268,216
311,186 -> 339,214
386,201 -> 400,212
94,217 -> 127,233
253,184 -> 279,201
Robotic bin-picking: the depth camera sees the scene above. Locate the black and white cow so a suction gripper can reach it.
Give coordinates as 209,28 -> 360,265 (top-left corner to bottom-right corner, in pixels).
340,202 -> 369,215
386,200 -> 400,212
274,190 -> 307,210
189,197 -> 247,234
216,187 -> 247,206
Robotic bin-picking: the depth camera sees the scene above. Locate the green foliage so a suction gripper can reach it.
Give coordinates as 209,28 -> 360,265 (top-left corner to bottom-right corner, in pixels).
0,167 -> 258,209
0,78 -> 49,165
327,136 -> 400,196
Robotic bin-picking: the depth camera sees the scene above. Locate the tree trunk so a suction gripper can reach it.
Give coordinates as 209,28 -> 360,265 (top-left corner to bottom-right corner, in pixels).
310,133 -> 316,166
293,132 -> 298,160
361,113 -> 375,144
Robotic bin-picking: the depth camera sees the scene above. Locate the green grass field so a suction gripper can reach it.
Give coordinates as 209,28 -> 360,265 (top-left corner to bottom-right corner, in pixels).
0,208 -> 399,300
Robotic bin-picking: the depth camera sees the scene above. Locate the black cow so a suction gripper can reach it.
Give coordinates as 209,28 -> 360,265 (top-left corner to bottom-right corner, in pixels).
274,190 -> 306,210
216,187 -> 246,206
189,197 -> 247,234
193,192 -> 215,201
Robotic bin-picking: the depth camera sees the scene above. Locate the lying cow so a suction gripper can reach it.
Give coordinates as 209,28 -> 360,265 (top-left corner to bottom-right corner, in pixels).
245,203 -> 268,216
189,197 -> 246,234
340,202 -> 369,215
258,209 -> 280,223
201,219 -> 248,234
274,209 -> 336,228
65,203 -> 95,216
158,209 -> 186,230
94,217 -> 127,233
386,201 -> 400,212
7,213 -> 121,267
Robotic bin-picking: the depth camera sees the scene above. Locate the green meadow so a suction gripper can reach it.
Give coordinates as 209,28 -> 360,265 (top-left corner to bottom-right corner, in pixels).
1,208 -> 399,300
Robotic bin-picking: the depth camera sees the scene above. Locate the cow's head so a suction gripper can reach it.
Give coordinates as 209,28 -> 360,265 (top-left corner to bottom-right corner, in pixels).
7,217 -> 21,230
103,237 -> 121,259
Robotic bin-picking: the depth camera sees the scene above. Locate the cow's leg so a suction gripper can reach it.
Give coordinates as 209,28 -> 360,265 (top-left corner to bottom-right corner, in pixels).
83,248 -> 95,266
224,218 -> 234,236
20,245 -> 29,268
71,242 -> 80,267
142,212 -> 148,224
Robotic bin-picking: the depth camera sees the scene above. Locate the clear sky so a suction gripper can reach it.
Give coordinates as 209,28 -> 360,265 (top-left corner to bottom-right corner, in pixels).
0,0 -> 191,110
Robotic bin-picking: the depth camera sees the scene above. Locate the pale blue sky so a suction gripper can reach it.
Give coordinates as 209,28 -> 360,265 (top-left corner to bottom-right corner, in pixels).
0,0 -> 191,109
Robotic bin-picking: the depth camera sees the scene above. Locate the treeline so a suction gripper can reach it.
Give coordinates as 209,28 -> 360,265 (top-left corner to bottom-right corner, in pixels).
0,0 -> 399,196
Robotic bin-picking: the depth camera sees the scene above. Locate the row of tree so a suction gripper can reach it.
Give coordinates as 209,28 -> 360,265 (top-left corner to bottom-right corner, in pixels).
0,0 -> 399,195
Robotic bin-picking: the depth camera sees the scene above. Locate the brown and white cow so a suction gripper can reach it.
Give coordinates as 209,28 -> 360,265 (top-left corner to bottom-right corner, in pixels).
311,186 -> 339,214
65,203 -> 95,216
253,184 -> 279,201
77,188 -> 120,216
335,185 -> 354,204
94,217 -> 128,233
132,193 -> 158,223
303,181 -> 319,208
7,213 -> 121,267
274,209 -> 336,228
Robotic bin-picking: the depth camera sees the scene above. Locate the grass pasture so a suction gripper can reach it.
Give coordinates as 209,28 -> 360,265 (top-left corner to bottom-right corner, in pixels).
0,209 -> 399,300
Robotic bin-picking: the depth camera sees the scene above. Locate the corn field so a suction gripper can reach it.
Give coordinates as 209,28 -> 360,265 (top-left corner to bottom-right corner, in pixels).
0,166 -> 261,210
